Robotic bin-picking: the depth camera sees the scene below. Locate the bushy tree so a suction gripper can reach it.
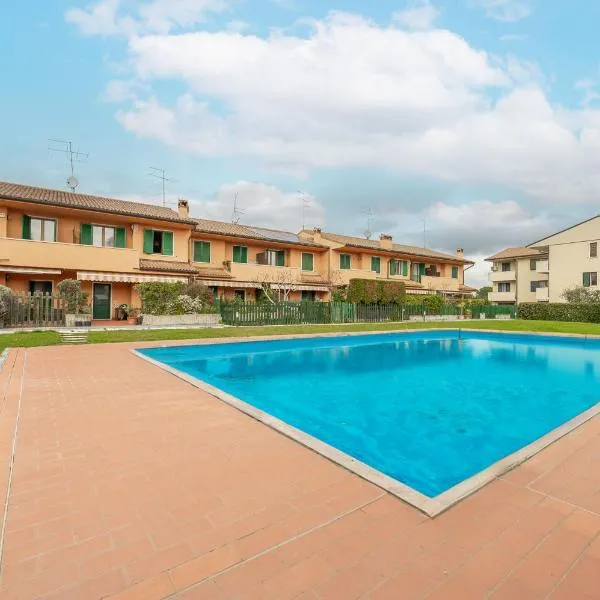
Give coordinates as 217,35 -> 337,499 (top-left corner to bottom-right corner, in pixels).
561,286 -> 600,304
0,285 -> 12,326
57,279 -> 89,313
476,286 -> 492,301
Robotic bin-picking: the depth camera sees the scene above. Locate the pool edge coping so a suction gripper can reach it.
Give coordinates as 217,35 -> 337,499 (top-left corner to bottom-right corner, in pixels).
132,328 -> 600,518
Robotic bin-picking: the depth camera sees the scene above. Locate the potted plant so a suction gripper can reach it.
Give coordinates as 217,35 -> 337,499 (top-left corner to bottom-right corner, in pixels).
127,307 -> 140,325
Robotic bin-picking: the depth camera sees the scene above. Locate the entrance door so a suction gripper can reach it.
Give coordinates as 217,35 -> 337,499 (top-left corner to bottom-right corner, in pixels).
92,283 -> 111,320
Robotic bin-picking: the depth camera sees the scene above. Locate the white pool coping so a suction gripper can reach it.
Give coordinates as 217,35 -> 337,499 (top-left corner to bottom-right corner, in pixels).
132,328 -> 600,517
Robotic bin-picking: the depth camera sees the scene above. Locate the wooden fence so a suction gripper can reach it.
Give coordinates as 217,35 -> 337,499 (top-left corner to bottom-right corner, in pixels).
4,293 -> 67,328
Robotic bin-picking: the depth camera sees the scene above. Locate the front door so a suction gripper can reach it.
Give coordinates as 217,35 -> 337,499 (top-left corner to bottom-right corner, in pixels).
93,283 -> 111,320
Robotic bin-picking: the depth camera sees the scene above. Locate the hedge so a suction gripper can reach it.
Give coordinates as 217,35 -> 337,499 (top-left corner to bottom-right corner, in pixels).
346,279 -> 407,304
518,302 -> 600,323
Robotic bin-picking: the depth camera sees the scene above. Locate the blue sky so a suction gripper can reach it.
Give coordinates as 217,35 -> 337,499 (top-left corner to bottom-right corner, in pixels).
2,0 -> 600,285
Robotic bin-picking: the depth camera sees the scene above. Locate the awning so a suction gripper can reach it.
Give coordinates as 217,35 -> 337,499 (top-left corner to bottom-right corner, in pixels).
272,284 -> 330,292
201,280 -> 262,289
77,271 -> 188,283
0,266 -> 62,275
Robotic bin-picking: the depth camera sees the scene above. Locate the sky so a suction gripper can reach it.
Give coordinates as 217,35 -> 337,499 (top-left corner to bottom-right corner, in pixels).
2,0 -> 600,287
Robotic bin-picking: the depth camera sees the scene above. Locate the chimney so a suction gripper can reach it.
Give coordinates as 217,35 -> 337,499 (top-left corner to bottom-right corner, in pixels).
312,227 -> 322,242
380,233 -> 393,250
456,248 -> 464,258
178,199 -> 189,218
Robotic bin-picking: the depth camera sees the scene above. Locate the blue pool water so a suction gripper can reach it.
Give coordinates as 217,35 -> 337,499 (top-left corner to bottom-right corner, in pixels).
139,331 -> 600,497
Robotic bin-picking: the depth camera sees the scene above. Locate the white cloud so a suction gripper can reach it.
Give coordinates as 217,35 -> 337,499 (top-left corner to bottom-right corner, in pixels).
394,0 -> 439,30
472,0 -> 532,22
66,0 -> 229,36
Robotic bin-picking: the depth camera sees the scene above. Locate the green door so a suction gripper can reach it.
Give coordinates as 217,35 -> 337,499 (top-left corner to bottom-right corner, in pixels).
92,283 -> 111,320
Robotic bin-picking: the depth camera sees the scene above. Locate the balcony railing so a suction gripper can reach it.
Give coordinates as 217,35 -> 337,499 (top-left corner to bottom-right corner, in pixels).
489,291 -> 516,303
489,270 -> 516,283
536,287 -> 549,301
536,260 -> 549,274
1,237 -> 140,272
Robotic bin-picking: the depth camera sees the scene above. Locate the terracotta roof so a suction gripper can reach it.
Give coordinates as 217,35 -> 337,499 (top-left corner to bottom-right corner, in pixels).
306,231 -> 472,263
485,247 -> 545,261
193,219 -> 324,248
139,259 -> 198,274
459,284 -> 477,293
0,181 -> 192,224
194,266 -> 234,279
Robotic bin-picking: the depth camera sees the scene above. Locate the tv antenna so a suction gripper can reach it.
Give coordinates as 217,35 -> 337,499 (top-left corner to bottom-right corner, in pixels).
148,167 -> 175,206
231,193 -> 245,224
422,219 -> 427,249
48,139 -> 89,192
362,207 -> 374,240
298,191 -> 310,230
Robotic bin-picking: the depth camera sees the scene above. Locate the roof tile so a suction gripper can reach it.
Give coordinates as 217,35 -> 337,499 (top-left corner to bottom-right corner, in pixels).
485,247 -> 545,261
139,259 -> 198,274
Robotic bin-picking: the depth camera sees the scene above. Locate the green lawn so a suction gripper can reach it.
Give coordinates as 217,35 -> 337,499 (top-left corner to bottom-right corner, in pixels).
2,319 -> 600,352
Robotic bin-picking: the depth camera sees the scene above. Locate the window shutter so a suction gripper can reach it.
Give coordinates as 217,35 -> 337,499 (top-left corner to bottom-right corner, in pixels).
584,272 -> 591,287
143,229 -> 154,254
340,254 -> 350,269
276,250 -> 285,267
302,253 -> 313,271
22,215 -> 31,240
80,223 -> 93,245
371,256 -> 380,273
162,231 -> 174,256
419,263 -> 426,276
241,246 -> 248,263
389,260 -> 397,276
194,241 -> 210,263
452,266 -> 459,279
402,261 -> 408,276
115,227 -> 126,248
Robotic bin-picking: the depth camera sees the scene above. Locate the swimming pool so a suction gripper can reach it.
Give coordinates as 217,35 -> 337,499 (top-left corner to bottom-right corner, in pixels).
137,331 -> 600,512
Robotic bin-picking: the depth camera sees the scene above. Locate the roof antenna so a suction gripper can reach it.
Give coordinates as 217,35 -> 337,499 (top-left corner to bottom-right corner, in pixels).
231,192 -> 245,224
298,191 -> 310,230
148,167 -> 175,206
48,139 -> 89,192
362,207 -> 373,240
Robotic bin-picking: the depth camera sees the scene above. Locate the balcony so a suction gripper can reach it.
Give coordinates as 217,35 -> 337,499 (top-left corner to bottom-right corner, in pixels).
489,270 -> 516,283
420,275 -> 460,292
536,260 -> 549,273
489,291 -> 516,303
0,237 -> 140,273
536,287 -> 549,302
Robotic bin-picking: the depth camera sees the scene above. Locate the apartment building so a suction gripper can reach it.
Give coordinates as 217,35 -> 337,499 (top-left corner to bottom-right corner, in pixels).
0,180 -> 474,318
298,229 -> 475,298
487,214 -> 600,304
485,247 -> 549,304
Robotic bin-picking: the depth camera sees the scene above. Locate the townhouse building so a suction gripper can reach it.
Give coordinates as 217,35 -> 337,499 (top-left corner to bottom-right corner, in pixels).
0,180 -> 474,319
486,214 -> 600,304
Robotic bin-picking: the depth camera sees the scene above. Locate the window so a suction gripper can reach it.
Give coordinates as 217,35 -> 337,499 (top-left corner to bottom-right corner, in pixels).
402,261 -> 408,277
371,256 -> 381,273
302,253 -> 314,272
451,266 -> 459,279
81,224 -> 125,248
28,281 -> 52,295
530,259 -> 537,271
340,254 -> 351,269
194,241 -> 211,263
22,216 -> 56,242
530,281 -> 547,292
143,229 -> 173,256
233,245 -> 248,263
498,282 -> 511,292
234,289 -> 246,301
266,249 -> 285,266
501,262 -> 511,272
301,290 -> 316,302
389,259 -> 399,276
591,243 -> 598,258
583,272 -> 598,287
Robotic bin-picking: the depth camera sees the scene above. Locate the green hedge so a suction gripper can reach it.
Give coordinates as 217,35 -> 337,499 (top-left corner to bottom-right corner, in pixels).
346,279 -> 407,304
518,302 -> 600,323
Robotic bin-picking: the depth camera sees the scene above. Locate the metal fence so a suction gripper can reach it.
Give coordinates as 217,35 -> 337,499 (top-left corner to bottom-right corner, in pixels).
470,304 -> 517,320
220,301 -> 484,326
4,293 -> 67,328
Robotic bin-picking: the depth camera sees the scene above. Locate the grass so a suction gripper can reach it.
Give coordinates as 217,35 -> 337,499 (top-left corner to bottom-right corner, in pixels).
3,319 -> 600,352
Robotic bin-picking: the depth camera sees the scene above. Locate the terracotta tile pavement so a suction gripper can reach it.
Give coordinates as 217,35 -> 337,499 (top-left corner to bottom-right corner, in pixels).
0,342 -> 599,599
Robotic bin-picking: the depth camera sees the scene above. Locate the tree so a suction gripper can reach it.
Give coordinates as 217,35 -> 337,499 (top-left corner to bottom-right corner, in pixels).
561,286 -> 600,304
476,286 -> 492,301
257,270 -> 299,303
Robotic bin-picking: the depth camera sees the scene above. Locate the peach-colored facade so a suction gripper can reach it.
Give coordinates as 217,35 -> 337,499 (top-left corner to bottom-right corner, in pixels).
0,182 -> 473,320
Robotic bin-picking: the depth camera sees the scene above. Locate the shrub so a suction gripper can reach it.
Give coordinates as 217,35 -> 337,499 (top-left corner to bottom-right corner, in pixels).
181,281 -> 212,304
561,286 -> 600,304
346,279 -> 406,304
518,302 -> 600,323
421,294 -> 444,312
0,285 -> 12,326
135,281 -> 216,315
57,279 -> 89,313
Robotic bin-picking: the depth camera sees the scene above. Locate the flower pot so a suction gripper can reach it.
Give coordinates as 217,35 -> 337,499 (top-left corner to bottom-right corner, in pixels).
127,316 -> 137,325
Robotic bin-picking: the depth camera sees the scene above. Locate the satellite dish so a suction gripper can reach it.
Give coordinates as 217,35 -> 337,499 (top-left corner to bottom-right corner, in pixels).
66,176 -> 79,191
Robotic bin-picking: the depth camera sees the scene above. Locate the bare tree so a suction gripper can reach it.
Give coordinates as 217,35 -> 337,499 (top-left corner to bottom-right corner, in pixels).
258,270 -> 299,303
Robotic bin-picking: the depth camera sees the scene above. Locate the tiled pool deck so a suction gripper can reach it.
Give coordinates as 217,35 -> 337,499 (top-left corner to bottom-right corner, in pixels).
0,338 -> 599,599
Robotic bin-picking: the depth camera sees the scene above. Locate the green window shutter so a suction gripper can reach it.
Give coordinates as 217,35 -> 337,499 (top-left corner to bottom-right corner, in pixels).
233,246 -> 240,262
233,246 -> 248,263
402,261 -> 408,276
80,223 -> 92,245
22,215 -> 31,240
452,266 -> 459,279
115,227 -> 126,248
194,241 -> 210,263
340,254 -> 350,269
276,250 -> 285,266
143,229 -> 154,254
584,272 -> 591,287
162,231 -> 174,256
389,260 -> 397,276
242,247 -> 248,263
302,253 -> 314,271
419,263 -> 426,276
371,256 -> 380,273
